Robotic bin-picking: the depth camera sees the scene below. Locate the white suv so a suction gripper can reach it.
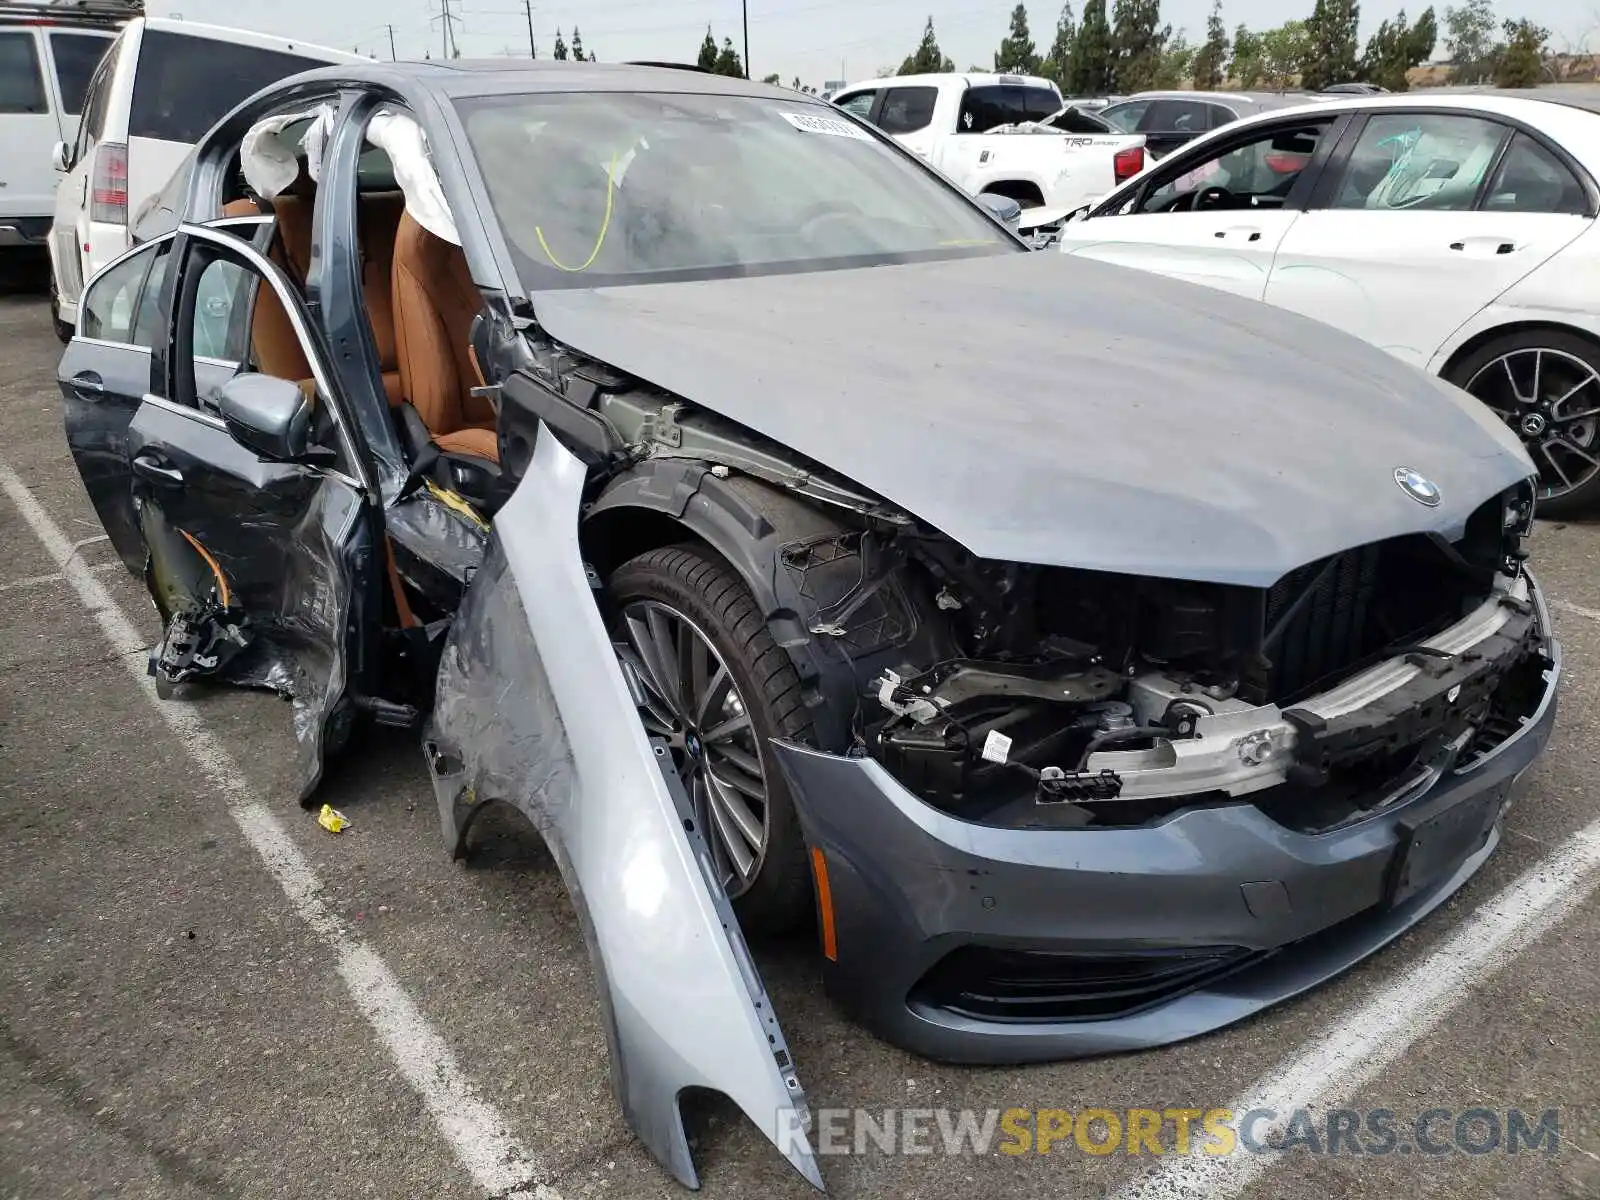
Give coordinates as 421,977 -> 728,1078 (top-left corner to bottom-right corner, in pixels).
0,1 -> 126,268
48,15 -> 360,339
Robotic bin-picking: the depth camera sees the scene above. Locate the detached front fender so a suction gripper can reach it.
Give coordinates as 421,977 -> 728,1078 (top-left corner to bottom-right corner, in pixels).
423,431 -> 823,1191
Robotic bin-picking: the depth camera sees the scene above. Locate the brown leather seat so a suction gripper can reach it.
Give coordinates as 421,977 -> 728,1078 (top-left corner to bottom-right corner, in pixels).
391,210 -> 497,460
219,197 -> 311,386
357,192 -> 407,406
269,191 -> 314,287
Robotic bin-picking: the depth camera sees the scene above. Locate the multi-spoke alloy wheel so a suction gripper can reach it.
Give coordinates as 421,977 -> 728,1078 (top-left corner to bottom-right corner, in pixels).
607,545 -> 814,932
1451,332 -> 1600,519
615,599 -> 769,894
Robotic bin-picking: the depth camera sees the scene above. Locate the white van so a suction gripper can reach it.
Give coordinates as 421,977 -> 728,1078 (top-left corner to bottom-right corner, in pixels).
0,1 -> 129,263
48,15 -> 360,337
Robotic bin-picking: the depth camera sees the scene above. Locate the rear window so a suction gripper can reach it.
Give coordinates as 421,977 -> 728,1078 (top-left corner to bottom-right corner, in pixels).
1141,99 -> 1231,135
0,31 -> 47,114
957,84 -> 1060,132
876,86 -> 937,134
129,30 -> 326,142
49,32 -> 112,116
1048,107 -> 1113,134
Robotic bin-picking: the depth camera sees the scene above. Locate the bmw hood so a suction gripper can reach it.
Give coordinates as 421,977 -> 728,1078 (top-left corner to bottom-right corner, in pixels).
529,250 -> 1535,587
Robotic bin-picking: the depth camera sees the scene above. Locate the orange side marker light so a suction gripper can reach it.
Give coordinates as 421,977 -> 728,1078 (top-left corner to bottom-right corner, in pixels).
810,846 -> 838,962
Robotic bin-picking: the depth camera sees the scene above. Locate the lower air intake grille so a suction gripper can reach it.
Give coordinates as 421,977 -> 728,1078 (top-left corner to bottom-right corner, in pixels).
911,944 -> 1267,1023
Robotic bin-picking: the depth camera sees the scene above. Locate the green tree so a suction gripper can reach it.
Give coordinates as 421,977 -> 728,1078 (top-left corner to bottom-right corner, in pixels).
1155,30 -> 1194,87
589,50 -> 598,61
1443,0 -> 1499,82
1359,7 -> 1436,90
553,27 -> 568,60
1039,3 -> 1076,87
697,26 -> 718,71
1259,19 -> 1308,88
1230,23 -> 1264,86
793,74 -> 804,87
1191,0 -> 1228,88
1495,17 -> 1548,86
570,26 -> 584,60
994,3 -> 1042,72
1300,0 -> 1360,89
713,37 -> 745,76
762,72 -> 781,84
1068,0 -> 1115,92
900,16 -> 956,74
1110,0 -> 1168,92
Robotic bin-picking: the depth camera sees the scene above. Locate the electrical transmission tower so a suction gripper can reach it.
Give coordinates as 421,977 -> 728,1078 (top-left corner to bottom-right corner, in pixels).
431,0 -> 462,59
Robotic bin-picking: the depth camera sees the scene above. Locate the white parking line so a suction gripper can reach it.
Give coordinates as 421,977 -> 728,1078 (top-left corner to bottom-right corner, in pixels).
1550,596 -> 1600,624
1114,818 -> 1600,1200
0,465 -> 555,1200
0,561 -> 119,593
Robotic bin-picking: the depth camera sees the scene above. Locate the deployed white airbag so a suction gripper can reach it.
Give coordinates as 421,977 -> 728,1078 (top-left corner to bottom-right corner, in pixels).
240,105 -> 336,199
366,109 -> 460,245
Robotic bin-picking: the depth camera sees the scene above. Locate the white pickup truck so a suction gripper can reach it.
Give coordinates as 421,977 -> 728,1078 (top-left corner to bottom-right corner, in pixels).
830,73 -> 1148,219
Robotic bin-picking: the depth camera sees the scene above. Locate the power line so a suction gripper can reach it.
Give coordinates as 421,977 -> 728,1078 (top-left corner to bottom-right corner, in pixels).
431,0 -> 463,58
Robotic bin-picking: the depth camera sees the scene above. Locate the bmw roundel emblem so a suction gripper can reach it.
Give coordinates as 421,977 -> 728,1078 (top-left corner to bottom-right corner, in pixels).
1394,467 -> 1442,507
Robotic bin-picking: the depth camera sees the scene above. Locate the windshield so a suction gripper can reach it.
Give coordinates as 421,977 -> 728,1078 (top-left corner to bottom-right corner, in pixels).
456,91 -> 1018,290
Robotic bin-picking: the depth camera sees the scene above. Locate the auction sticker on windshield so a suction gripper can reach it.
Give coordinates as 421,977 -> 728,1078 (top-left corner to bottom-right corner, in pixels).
780,110 -> 873,141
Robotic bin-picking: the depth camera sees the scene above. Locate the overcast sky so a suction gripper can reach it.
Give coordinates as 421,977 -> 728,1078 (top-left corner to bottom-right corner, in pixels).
147,0 -> 1599,90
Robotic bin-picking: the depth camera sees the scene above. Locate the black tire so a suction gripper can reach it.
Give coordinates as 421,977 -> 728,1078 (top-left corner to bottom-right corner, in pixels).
1445,329 -> 1600,520
49,277 -> 72,344
609,544 -> 814,935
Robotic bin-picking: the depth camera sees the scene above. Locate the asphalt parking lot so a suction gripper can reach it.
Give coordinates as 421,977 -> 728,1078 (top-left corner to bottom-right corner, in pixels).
2,275 -> 1599,1200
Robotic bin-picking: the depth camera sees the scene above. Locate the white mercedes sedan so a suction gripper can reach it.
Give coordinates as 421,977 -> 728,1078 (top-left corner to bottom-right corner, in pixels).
1055,90 -> 1600,515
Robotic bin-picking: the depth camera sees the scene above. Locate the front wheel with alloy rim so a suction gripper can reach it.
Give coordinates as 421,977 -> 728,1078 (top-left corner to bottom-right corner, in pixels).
1448,329 -> 1600,518
608,544 -> 816,935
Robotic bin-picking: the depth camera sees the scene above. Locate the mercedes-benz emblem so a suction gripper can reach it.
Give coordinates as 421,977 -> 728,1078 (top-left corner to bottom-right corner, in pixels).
1394,467 -> 1442,507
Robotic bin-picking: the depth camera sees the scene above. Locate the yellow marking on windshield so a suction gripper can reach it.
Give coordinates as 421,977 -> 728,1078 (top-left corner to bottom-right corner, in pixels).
535,152 -> 619,272
938,238 -> 996,247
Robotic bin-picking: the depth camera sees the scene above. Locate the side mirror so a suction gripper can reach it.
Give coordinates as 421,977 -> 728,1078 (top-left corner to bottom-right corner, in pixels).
218,373 -> 312,462
977,192 -> 1023,229
52,141 -> 71,173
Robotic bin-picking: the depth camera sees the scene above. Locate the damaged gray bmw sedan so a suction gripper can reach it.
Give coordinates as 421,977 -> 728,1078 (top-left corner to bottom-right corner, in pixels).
59,61 -> 1559,1191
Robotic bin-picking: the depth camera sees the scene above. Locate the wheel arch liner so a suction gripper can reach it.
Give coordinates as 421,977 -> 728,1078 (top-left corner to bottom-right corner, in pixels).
423,430 -> 823,1191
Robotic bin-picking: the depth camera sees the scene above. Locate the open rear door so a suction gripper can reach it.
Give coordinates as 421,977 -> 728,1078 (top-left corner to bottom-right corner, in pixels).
126,222 -> 383,799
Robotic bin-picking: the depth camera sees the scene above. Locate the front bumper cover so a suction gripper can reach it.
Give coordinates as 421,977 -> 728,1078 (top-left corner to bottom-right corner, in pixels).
773,572 -> 1560,1064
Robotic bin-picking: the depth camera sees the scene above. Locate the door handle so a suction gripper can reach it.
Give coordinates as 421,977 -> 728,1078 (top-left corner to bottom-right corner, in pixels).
69,371 -> 104,396
131,453 -> 184,488
1449,238 -> 1517,255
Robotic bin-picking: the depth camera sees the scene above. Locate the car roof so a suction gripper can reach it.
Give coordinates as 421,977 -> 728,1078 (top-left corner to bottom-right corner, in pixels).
0,0 -> 134,31
1113,90 -> 1330,108
284,58 -> 832,101
834,72 -> 1057,95
134,15 -> 366,62
1147,88 -> 1600,178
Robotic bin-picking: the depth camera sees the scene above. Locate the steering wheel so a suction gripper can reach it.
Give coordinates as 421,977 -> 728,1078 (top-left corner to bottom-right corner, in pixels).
795,200 -> 863,236
1184,184 -> 1236,212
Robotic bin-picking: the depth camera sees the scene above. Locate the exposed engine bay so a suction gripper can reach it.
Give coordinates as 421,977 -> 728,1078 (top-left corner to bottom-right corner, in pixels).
502,355 -> 1549,842
852,504 -> 1543,833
